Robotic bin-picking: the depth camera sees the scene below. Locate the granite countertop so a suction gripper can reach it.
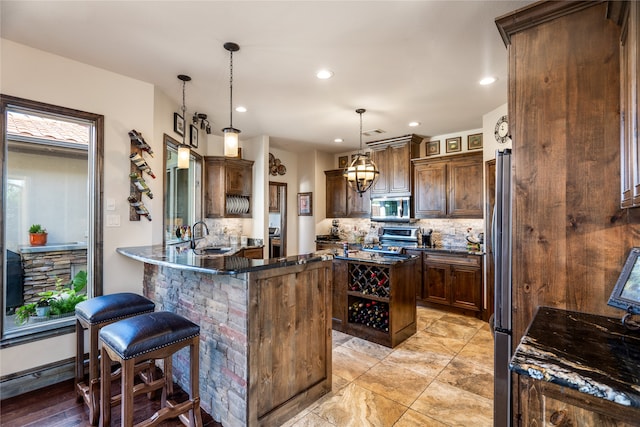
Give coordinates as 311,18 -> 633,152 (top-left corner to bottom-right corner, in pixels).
404,245 -> 484,256
510,306 -> 640,408
117,244 -> 333,275
333,250 -> 417,265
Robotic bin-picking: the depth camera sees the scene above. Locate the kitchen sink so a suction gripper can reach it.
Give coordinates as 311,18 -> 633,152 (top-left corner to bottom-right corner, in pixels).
193,247 -> 232,256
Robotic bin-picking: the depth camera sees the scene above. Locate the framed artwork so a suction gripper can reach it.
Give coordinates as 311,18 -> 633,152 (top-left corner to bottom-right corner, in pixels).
174,113 -> 185,137
446,137 -> 462,153
426,140 -> 440,156
467,133 -> 483,150
608,247 -> 640,316
338,156 -> 348,168
190,124 -> 198,148
297,192 -> 313,216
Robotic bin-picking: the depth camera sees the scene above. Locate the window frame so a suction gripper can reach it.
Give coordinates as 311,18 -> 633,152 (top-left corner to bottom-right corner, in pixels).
0,94 -> 104,347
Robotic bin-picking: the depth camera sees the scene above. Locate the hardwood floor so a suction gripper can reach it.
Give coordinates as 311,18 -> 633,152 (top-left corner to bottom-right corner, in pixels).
0,378 -> 220,427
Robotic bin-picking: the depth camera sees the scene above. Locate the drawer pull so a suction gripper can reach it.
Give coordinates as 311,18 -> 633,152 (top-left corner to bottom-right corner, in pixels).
549,409 -> 568,426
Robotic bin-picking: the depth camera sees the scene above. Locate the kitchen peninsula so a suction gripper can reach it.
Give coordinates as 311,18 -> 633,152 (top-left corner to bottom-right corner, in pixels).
116,245 -> 333,427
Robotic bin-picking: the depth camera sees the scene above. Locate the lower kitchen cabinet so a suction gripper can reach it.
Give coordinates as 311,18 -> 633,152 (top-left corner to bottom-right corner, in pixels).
519,377 -> 639,427
422,252 -> 483,317
240,247 -> 264,259
332,257 -> 417,347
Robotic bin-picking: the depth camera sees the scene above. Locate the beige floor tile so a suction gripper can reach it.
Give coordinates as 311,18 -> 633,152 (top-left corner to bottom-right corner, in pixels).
456,341 -> 494,370
436,357 -> 494,400
332,373 -> 350,392
312,382 -> 407,427
384,345 -> 452,378
332,345 -> 380,381
402,330 -> 467,356
440,313 -> 486,329
411,380 -> 493,427
285,411 -> 337,427
354,360 -> 434,407
332,330 -> 353,347
467,327 -> 494,348
426,318 -> 480,341
342,336 -> 393,360
416,306 -> 447,330
393,409 -> 449,427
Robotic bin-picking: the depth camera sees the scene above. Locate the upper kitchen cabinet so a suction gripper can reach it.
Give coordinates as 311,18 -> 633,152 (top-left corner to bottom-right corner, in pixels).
367,134 -> 422,197
204,156 -> 254,218
620,1 -> 640,208
413,152 -> 482,219
325,169 -> 370,218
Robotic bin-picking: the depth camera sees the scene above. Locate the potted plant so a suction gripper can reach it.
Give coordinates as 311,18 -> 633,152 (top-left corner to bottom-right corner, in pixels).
36,298 -> 51,317
29,224 -> 48,246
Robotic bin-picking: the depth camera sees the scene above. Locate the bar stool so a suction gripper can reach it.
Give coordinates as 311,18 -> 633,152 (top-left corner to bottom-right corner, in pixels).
99,311 -> 202,427
75,293 -> 155,425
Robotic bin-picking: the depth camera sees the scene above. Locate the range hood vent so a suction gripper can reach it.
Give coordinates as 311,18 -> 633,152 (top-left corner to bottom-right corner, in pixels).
362,128 -> 386,137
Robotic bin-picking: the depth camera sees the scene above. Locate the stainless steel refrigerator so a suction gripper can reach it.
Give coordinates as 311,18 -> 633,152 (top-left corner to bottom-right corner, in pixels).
493,149 -> 512,427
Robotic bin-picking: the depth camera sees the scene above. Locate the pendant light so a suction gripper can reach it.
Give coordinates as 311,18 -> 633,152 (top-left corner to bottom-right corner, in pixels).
344,108 -> 379,195
222,42 -> 240,157
177,74 -> 192,169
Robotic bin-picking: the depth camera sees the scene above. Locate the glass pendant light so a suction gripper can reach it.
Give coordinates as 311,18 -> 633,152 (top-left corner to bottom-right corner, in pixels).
344,108 -> 379,195
177,74 -> 191,169
222,42 -> 240,157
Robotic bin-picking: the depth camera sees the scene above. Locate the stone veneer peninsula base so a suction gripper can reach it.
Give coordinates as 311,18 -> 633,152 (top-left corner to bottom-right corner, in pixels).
133,251 -> 333,427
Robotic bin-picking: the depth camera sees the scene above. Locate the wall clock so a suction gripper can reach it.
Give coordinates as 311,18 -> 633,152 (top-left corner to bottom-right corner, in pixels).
495,115 -> 509,144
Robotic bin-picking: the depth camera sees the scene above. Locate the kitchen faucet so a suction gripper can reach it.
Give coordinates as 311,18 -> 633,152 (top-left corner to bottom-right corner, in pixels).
191,221 -> 210,249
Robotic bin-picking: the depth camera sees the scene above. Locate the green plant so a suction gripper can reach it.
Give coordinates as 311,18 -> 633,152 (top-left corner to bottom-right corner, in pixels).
14,271 -> 87,325
29,224 -> 47,234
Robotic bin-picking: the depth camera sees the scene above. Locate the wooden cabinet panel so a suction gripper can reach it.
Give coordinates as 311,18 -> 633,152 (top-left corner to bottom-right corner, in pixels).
413,152 -> 482,219
242,247 -> 264,259
422,252 -> 482,316
404,249 -> 423,299
448,157 -> 483,218
204,157 -> 254,218
368,134 -> 422,197
204,157 -> 225,218
269,184 -> 279,212
324,169 -> 370,218
332,260 -> 348,328
414,161 -> 447,217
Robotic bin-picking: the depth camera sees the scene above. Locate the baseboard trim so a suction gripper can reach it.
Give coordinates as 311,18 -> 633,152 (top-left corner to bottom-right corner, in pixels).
0,357 -> 75,400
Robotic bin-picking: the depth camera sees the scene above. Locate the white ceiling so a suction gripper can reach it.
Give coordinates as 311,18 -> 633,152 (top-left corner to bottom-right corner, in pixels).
0,0 -> 533,153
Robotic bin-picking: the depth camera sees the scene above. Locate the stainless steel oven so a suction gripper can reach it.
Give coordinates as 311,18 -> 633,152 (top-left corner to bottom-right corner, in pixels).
361,226 -> 419,254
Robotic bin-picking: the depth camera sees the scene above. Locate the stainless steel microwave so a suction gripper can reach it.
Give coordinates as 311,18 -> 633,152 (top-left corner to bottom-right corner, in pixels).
370,197 -> 412,222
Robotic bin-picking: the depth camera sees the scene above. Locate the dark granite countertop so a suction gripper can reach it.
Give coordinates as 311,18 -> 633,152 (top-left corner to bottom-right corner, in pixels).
403,245 -> 484,256
333,250 -> 417,265
510,306 -> 640,408
117,244 -> 333,275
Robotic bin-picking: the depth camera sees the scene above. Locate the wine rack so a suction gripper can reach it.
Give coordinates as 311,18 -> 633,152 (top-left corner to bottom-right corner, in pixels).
348,264 -> 390,298
332,257 -> 418,348
128,130 -> 154,221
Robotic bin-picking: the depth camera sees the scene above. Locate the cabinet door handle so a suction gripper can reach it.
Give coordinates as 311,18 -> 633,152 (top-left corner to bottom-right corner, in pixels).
549,409 -> 568,426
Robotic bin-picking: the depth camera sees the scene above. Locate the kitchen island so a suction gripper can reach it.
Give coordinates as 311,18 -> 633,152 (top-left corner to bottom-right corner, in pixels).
117,245 -> 333,427
510,307 -> 640,425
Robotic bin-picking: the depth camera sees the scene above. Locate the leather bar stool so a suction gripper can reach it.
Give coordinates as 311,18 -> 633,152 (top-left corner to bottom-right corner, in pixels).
75,293 -> 155,425
99,311 -> 202,427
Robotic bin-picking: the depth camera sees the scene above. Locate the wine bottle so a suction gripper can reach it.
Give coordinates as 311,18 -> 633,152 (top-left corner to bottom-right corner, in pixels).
129,153 -> 156,178
127,195 -> 152,221
128,129 -> 154,157
129,173 -> 153,199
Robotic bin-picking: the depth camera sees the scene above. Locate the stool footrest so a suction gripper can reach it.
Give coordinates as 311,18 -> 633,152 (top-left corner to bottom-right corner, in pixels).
135,397 -> 200,427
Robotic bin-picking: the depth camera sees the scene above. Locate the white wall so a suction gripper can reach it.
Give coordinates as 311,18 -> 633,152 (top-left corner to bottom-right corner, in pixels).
1,39 -> 155,376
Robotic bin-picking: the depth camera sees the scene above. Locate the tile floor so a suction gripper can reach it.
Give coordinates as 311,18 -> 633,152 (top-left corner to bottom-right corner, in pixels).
282,306 -> 494,427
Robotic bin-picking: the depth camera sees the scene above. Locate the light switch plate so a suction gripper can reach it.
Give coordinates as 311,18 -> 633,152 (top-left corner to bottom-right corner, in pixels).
106,214 -> 120,227
106,198 -> 116,211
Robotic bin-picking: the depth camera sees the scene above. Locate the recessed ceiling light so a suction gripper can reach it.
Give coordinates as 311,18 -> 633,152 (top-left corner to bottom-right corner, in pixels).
479,76 -> 497,85
334,138 -> 343,143
235,106 -> 247,113
316,69 -> 334,80
408,121 -> 420,127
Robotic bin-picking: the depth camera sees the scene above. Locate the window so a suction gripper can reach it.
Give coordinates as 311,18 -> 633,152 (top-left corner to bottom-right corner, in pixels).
1,95 -> 103,345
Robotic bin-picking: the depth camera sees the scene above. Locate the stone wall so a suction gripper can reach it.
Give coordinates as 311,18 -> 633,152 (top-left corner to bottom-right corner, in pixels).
20,249 -> 87,303
143,263 -> 249,426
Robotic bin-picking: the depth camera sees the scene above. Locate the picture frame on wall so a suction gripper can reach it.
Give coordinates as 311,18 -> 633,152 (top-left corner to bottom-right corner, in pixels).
174,113 -> 184,137
338,156 -> 348,168
426,140 -> 440,156
298,192 -> 313,216
446,137 -> 462,153
467,133 -> 483,150
190,124 -> 198,148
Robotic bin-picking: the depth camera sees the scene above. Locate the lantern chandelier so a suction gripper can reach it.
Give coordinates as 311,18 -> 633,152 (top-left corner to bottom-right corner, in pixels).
177,74 -> 191,169
222,42 -> 240,157
344,108 -> 379,195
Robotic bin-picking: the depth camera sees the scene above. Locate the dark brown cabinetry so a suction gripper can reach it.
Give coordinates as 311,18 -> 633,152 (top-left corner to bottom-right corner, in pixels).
413,152 -> 482,219
204,156 -> 254,218
268,183 -> 279,212
324,169 -> 370,218
367,134 -> 422,197
421,252 -> 482,317
332,257 -> 417,347
620,1 -> 640,208
239,247 -> 264,259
